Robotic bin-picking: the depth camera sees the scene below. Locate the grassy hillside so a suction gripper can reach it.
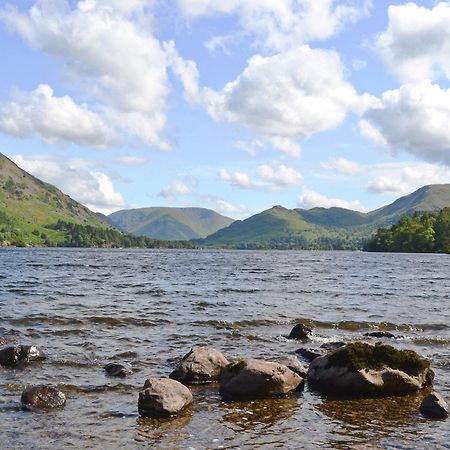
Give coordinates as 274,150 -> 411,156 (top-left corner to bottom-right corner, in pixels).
0,153 -> 109,246
108,207 -> 234,240
199,185 -> 450,249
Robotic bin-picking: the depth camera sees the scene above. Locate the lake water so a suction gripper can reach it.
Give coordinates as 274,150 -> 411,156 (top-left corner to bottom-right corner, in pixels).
0,249 -> 449,449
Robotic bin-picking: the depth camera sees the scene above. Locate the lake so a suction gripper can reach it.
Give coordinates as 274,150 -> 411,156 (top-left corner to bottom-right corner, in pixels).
0,249 -> 449,449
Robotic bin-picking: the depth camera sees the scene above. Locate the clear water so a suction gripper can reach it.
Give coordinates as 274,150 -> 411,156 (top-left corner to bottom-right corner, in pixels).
0,249 -> 449,449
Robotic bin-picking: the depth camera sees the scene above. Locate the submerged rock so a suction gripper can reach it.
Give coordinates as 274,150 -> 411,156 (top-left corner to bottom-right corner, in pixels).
170,346 -> 229,384
307,342 -> 433,397
138,378 -> 193,417
420,392 -> 449,419
21,385 -> 66,410
287,323 -> 312,340
364,331 -> 398,339
0,345 -> 46,367
220,358 -> 302,400
104,363 -> 132,377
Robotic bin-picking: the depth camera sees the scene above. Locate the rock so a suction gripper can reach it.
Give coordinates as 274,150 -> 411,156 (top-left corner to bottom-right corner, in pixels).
295,347 -> 324,362
307,342 -> 434,397
320,342 -> 346,352
0,345 -> 46,367
138,378 -> 193,417
220,358 -> 302,400
0,336 -> 15,346
287,323 -> 312,340
420,392 -> 449,419
277,355 -> 308,378
364,331 -> 398,339
21,385 -> 66,410
104,363 -> 132,377
170,346 -> 229,384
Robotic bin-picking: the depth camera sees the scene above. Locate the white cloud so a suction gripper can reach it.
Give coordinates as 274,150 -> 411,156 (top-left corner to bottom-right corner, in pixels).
321,157 -> 364,175
233,139 -> 265,157
0,0 -> 171,150
159,180 -> 191,199
377,2 -> 450,82
256,164 -> 303,188
198,194 -> 253,219
361,81 -> 450,165
297,188 -> 366,211
11,154 -> 126,214
352,58 -> 367,71
115,155 -> 149,166
218,168 -> 256,189
0,84 -> 117,148
178,0 -> 371,51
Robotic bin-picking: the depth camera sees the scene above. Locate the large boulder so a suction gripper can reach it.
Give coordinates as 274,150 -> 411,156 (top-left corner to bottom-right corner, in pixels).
307,342 -> 433,397
287,324 -> 312,340
0,345 -> 46,367
170,346 -> 229,384
21,385 -> 66,410
220,358 -> 302,400
420,392 -> 449,419
138,378 -> 193,417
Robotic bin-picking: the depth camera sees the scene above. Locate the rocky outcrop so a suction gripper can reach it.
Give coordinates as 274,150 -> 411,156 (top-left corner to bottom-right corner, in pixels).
307,342 -> 433,397
0,345 -> 46,367
220,358 -> 302,400
138,378 -> 193,417
420,392 -> 449,419
104,363 -> 132,377
21,385 -> 66,410
287,324 -> 312,340
170,346 -> 229,384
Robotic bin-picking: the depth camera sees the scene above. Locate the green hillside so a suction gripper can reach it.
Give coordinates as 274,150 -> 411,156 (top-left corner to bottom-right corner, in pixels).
199,185 -> 450,249
0,152 -> 109,246
108,207 -> 234,240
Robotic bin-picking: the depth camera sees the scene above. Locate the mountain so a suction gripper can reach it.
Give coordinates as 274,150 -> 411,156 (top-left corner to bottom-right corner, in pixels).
108,207 -> 234,240
199,185 -> 450,249
0,152 -> 109,246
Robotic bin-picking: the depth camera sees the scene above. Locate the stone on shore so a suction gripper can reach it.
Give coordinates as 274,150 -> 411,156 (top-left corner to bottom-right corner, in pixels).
420,392 -> 449,419
0,345 -> 46,367
138,378 -> 193,417
277,355 -> 308,378
287,324 -> 312,340
169,346 -> 229,384
21,385 -> 66,410
307,342 -> 433,397
104,363 -> 132,377
220,358 -> 302,400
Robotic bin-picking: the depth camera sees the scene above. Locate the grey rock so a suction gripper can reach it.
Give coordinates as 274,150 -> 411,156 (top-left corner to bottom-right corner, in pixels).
287,323 -> 312,340
295,347 -> 324,362
104,363 -> 132,377
420,392 -> 449,419
0,345 -> 46,367
320,342 -> 346,351
21,385 -> 66,410
220,358 -> 302,400
138,377 -> 193,417
170,346 -> 229,384
277,355 -> 308,378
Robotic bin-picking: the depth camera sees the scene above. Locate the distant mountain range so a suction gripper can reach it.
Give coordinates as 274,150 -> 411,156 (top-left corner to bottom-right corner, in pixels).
197,185 -> 450,249
107,207 -> 234,240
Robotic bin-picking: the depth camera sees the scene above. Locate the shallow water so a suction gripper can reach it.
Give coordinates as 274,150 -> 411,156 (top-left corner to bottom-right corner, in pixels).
0,248 -> 449,449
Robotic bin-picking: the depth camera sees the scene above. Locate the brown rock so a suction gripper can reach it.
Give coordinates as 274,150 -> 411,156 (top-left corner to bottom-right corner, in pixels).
21,385 -> 66,410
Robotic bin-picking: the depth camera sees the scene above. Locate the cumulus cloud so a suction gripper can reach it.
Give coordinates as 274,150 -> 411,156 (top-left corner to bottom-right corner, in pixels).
218,168 -> 256,189
297,188 -> 366,211
12,154 -> 126,214
0,0 -> 171,150
159,180 -> 191,200
377,2 -> 450,82
256,164 -> 303,188
361,81 -> 450,165
178,0 -> 372,51
233,139 -> 265,157
321,157 -> 364,175
0,84 -> 117,148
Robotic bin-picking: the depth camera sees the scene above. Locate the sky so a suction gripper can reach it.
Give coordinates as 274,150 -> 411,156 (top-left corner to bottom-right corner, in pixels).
0,0 -> 450,218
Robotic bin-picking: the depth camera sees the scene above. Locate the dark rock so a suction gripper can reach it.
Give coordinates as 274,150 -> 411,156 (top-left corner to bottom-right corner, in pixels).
320,342 -> 346,351
220,358 -> 302,400
277,355 -> 308,378
0,345 -> 46,367
307,342 -> 434,397
104,363 -> 132,377
170,346 -> 229,384
21,385 -> 66,410
138,377 -> 192,417
295,347 -> 324,362
287,323 -> 312,340
364,331 -> 398,339
420,392 -> 449,419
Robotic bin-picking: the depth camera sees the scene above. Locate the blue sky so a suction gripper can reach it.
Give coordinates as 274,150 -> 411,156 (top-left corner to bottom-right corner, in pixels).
1,0 -> 450,217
